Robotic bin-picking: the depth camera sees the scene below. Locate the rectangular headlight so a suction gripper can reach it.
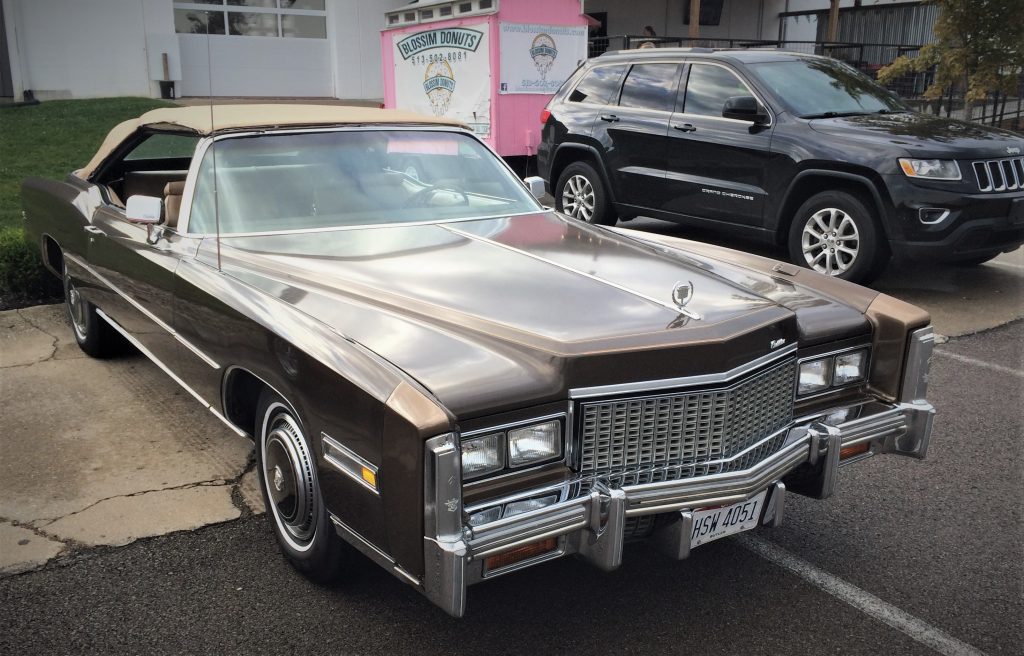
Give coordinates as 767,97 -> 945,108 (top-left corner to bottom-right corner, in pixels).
833,349 -> 868,386
461,433 -> 504,480
898,158 -> 961,180
798,358 -> 833,395
507,420 -> 562,468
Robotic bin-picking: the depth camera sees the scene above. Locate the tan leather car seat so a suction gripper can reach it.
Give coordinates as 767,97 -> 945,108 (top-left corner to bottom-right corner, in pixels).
164,181 -> 186,228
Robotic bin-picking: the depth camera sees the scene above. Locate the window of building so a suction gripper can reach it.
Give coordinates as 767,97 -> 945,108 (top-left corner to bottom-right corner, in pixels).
683,64 -> 751,117
568,65 -> 626,105
618,64 -> 680,112
173,1 -> 327,39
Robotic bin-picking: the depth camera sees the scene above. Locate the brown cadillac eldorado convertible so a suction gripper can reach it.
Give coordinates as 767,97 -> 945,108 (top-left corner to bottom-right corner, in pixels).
23,105 -> 935,616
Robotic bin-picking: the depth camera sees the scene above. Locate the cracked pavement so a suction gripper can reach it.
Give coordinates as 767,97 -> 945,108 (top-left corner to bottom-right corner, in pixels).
0,305 -> 264,575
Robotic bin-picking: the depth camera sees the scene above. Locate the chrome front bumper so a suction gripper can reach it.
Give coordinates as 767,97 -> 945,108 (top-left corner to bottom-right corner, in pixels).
422,398 -> 934,617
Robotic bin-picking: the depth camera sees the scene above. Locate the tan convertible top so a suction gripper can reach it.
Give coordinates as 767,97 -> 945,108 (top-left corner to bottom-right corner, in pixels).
79,104 -> 467,179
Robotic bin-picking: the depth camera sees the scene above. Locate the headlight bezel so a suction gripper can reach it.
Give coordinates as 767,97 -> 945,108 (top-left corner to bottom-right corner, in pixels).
796,345 -> 871,399
460,415 -> 565,482
898,158 -> 962,181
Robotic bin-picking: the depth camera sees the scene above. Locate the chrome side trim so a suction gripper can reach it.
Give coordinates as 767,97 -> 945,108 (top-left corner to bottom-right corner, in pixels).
94,308 -> 246,438
321,433 -> 379,495
330,515 -> 421,587
442,224 -> 703,320
64,254 -> 220,370
423,433 -> 467,618
569,344 -> 797,398
900,326 -> 934,404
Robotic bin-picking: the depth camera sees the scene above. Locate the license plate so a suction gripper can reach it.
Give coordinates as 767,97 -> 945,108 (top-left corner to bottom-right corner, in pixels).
690,490 -> 767,549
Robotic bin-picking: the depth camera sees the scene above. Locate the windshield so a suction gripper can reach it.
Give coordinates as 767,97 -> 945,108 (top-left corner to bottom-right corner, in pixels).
187,130 -> 541,234
750,58 -> 907,118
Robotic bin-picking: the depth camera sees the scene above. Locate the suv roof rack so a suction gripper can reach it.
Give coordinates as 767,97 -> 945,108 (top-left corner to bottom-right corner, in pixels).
599,46 -> 717,57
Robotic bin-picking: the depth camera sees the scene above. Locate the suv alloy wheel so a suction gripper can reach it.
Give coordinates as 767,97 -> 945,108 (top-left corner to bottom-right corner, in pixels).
555,161 -> 616,226
788,190 -> 888,284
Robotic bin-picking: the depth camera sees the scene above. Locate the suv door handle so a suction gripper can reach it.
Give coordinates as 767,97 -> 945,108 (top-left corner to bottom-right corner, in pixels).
599,114 -> 620,123
84,226 -> 105,236
673,123 -> 697,132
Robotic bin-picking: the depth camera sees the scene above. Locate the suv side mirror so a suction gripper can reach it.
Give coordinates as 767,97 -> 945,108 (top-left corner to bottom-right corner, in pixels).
125,195 -> 164,224
723,96 -> 768,124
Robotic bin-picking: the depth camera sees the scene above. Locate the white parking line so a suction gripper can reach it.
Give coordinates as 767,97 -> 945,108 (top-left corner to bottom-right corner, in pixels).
933,350 -> 1024,378
738,535 -> 989,656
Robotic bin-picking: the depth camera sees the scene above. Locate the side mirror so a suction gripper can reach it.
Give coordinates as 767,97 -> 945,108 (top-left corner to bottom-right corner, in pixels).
723,95 -> 768,124
524,176 -> 547,200
125,195 -> 163,224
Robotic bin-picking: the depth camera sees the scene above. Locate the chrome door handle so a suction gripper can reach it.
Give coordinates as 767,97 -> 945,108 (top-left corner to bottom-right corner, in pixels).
673,123 -> 697,132
84,226 -> 105,235
599,114 -> 620,123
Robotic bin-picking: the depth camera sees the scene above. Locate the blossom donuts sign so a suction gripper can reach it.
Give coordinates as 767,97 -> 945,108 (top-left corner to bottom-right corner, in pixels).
393,25 -> 491,136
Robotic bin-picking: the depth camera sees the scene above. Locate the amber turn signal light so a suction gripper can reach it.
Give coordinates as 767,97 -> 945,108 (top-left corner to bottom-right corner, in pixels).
484,538 -> 558,571
840,442 -> 870,460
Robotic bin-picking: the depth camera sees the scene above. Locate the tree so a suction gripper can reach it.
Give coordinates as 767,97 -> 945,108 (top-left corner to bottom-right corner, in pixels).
877,0 -> 1024,113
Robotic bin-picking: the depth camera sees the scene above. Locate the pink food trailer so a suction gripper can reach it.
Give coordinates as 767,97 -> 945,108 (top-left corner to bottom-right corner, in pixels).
381,0 -> 590,159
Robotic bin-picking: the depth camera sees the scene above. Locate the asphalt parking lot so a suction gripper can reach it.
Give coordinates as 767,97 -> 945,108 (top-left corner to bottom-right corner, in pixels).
0,233 -> 1021,655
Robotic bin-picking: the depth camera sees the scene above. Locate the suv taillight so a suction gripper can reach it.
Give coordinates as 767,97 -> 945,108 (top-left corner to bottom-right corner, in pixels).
540,109 -> 551,125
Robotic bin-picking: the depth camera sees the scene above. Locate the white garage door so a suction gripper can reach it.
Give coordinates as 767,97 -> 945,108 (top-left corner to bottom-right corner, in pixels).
174,1 -> 332,97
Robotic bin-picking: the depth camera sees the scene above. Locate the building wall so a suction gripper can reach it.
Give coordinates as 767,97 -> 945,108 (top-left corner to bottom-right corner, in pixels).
3,0 -> 170,100
333,0 -> 405,100
582,0 -> 913,42
2,0 -> 403,101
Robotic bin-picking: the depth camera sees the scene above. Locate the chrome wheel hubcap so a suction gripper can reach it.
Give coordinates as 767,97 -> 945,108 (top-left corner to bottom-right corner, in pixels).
263,410 -> 317,546
562,174 -> 596,222
64,273 -> 88,340
801,208 -> 860,276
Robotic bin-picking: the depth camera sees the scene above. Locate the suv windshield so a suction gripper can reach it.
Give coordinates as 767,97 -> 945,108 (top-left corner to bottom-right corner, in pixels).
750,58 -> 907,118
188,130 -> 540,234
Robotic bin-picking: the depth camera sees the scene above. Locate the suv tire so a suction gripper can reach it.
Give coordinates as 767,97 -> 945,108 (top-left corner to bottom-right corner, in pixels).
788,190 -> 888,284
555,161 -> 616,226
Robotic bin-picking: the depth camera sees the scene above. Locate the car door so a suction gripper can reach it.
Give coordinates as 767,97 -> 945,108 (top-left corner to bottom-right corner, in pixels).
593,62 -> 682,210
85,133 -> 201,370
663,61 -> 773,227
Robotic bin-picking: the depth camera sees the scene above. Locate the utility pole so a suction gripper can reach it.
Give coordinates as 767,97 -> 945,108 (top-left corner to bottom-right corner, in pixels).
827,0 -> 840,41
689,0 -> 701,40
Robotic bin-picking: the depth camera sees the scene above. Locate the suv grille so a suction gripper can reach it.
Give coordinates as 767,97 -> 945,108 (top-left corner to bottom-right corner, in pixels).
973,157 -> 1024,192
577,358 -> 796,489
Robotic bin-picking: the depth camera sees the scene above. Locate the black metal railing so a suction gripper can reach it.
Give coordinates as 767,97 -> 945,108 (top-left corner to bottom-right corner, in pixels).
588,36 -> 1022,131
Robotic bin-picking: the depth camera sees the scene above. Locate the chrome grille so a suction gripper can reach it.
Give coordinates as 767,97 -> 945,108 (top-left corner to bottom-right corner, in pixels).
973,157 -> 1024,192
578,358 -> 796,487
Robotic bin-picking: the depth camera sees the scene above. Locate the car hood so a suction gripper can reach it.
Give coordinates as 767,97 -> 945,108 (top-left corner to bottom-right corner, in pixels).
207,213 -> 873,417
807,112 -> 1024,158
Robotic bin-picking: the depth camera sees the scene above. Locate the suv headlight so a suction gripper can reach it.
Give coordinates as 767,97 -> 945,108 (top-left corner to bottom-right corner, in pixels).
898,158 -> 961,181
461,418 -> 564,480
798,347 -> 869,397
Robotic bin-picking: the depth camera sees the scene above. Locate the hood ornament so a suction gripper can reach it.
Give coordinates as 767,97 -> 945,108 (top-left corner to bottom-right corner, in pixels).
1008,146 -> 1021,155
671,281 -> 702,321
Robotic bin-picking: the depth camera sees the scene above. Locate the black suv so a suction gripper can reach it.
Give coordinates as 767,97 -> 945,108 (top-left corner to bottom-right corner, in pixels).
538,49 -> 1024,283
